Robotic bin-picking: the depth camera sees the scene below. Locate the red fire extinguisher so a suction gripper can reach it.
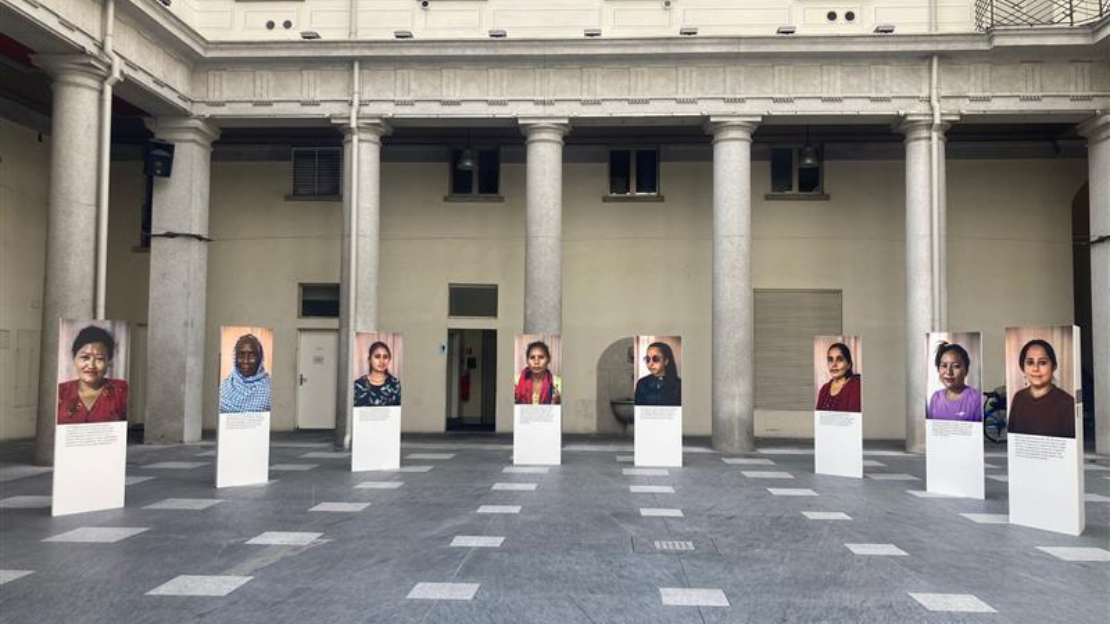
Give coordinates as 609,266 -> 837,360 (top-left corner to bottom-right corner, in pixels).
459,371 -> 471,402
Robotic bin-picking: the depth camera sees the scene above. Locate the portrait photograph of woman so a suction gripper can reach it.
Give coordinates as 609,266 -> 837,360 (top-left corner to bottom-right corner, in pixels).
354,333 -> 403,407
925,332 -> 983,422
218,326 -> 274,414
814,336 -> 862,413
1005,327 -> 1079,439
56,320 -> 130,425
634,336 -> 682,407
513,335 -> 562,406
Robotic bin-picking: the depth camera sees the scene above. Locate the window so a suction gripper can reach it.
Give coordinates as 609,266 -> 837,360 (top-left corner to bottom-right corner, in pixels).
754,289 -> 842,411
290,147 -> 342,199
448,284 -> 498,318
608,148 -> 660,196
299,283 -> 340,318
768,147 -> 826,199
448,149 -> 501,198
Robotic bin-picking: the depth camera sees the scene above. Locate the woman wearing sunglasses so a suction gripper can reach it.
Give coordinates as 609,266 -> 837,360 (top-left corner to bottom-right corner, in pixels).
634,341 -> 682,406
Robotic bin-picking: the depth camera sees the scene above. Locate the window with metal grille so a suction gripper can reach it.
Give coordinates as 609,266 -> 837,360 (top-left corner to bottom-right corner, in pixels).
291,147 -> 342,198
608,148 -> 659,196
754,289 -> 843,410
448,284 -> 498,318
299,283 -> 340,318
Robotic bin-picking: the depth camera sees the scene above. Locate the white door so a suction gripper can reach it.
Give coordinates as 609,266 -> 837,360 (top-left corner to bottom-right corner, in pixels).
296,329 -> 338,429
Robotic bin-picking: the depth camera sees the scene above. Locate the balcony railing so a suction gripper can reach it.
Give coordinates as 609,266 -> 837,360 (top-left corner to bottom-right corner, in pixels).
976,0 -> 1108,29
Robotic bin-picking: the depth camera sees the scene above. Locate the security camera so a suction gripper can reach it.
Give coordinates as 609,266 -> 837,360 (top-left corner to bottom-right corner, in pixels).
662,0 -> 672,8
156,0 -> 171,7
419,0 -> 430,8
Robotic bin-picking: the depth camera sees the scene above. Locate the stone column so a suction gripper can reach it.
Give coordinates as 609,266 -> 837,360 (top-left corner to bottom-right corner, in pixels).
143,117 -> 220,444
519,118 -> 569,334
1078,114 -> 1110,455
706,117 -> 760,453
31,55 -> 108,465
335,119 -> 389,449
898,115 -> 949,454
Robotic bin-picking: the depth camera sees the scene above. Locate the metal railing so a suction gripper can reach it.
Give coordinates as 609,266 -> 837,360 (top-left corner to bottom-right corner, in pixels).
976,0 -> 1108,29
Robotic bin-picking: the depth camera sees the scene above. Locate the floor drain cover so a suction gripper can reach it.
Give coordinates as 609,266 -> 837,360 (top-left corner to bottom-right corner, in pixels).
654,540 -> 695,552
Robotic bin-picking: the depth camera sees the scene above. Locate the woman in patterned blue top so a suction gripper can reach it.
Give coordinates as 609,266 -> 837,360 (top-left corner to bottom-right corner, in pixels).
354,341 -> 402,407
219,334 -> 271,413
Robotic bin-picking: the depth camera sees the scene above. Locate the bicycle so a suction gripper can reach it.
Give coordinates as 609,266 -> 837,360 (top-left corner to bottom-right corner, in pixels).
983,386 -> 1007,443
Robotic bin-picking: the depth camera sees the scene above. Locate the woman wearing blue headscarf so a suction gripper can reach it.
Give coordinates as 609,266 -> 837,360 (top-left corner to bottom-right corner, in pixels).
219,334 -> 272,413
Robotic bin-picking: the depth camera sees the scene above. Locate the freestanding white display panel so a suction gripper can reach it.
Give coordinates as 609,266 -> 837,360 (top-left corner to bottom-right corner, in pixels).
513,405 -> 561,465
216,412 -> 271,488
1009,432 -> 1085,535
814,411 -> 862,478
634,406 -> 682,467
926,420 -> 984,498
52,421 -> 127,516
352,406 -> 401,471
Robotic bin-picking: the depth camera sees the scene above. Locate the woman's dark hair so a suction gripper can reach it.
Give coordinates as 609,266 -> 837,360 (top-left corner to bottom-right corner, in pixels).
71,325 -> 115,359
647,341 -> 679,379
235,334 -> 263,359
934,341 -> 970,370
827,342 -> 855,379
525,341 -> 551,361
368,341 -> 392,360
1019,339 -> 1057,371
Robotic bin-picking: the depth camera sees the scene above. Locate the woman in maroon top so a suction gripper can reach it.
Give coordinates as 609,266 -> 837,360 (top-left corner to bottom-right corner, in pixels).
56,325 -> 128,425
1008,339 -> 1076,438
816,342 -> 862,412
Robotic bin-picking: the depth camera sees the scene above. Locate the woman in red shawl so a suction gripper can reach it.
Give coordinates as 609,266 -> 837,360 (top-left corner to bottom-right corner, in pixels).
514,341 -> 562,405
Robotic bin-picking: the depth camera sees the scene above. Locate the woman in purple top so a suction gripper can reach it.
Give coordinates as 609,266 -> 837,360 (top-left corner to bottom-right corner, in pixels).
927,342 -> 983,422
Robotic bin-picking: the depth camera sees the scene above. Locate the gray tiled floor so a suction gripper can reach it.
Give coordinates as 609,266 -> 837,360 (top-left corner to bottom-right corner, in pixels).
0,433 -> 1107,624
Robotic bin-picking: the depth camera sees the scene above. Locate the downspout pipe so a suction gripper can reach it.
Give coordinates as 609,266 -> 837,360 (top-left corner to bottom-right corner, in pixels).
96,0 -> 122,320
343,59 -> 359,450
929,55 -> 945,331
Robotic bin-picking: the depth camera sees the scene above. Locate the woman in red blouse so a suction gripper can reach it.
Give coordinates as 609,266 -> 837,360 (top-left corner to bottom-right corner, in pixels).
56,325 -> 128,424
815,342 -> 862,412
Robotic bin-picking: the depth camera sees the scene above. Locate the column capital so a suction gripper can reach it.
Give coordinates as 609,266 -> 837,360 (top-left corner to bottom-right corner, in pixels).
705,116 -> 761,142
519,117 -> 570,142
1077,113 -> 1110,145
896,114 -> 958,142
32,54 -> 109,92
144,117 -> 221,149
332,117 -> 392,141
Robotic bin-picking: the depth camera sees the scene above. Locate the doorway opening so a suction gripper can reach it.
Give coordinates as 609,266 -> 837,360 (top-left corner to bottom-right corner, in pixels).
445,329 -> 497,432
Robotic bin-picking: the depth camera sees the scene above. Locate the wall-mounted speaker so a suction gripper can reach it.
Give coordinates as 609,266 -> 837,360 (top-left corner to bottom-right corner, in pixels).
143,140 -> 175,178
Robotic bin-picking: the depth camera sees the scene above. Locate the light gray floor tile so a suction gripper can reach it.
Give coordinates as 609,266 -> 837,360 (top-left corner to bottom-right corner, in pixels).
757,448 -> 811,455
721,458 -> 775,465
866,473 -> 920,481
406,582 -> 479,600
630,485 -> 675,494
477,505 -> 521,514
147,575 -> 252,597
845,543 -> 908,556
1084,464 -> 1110,471
862,460 -> 887,467
388,466 -> 433,473
0,570 -> 33,585
502,466 -> 549,474
405,453 -> 455,460
1036,547 -> 1110,562
491,482 -> 537,491
655,540 -> 695,552
803,511 -> 851,520
245,531 -> 321,546
741,471 -> 794,479
44,527 -> 149,543
640,507 -> 683,517
909,593 -> 997,613
863,450 -> 913,457
125,476 -> 155,486
767,488 -> 817,496
270,464 -> 318,471
959,513 -> 1008,524
450,535 -> 504,548
983,463 -> 1001,469
0,495 -> 51,509
309,502 -> 370,512
143,498 -> 223,511
987,475 -> 1009,482
1085,493 -> 1110,502
906,490 -> 955,498
615,455 -> 633,463
144,462 -> 208,470
623,468 -> 669,476
659,587 -> 730,607
195,451 -> 216,457
299,452 -> 350,459
355,481 -> 403,489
